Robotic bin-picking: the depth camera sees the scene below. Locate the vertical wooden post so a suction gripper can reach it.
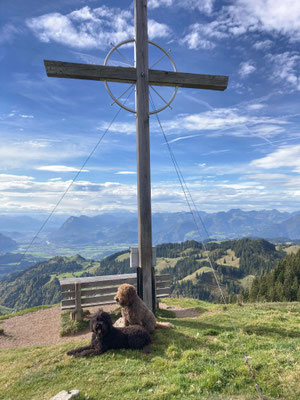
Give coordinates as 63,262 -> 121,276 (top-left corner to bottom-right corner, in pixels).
74,282 -> 83,321
134,0 -> 154,311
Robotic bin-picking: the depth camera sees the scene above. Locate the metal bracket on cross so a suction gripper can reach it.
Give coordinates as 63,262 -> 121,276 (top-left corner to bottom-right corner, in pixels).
104,39 -> 178,114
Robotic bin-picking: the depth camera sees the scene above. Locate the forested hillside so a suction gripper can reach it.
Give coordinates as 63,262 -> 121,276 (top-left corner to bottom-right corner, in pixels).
0,251 -> 131,310
0,238 -> 290,310
0,253 -> 46,279
0,255 -> 91,309
247,250 -> 300,302
157,238 -> 285,302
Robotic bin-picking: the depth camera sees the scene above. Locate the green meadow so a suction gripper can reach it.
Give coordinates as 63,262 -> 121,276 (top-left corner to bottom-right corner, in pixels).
0,298 -> 299,400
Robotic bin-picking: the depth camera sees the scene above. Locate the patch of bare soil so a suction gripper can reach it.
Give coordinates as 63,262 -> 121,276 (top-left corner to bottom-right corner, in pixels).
0,303 -> 201,349
159,302 -> 202,318
0,304 -> 118,350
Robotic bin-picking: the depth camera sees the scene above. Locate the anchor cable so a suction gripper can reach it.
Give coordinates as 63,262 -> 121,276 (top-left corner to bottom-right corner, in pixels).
149,93 -> 264,400
16,86 -> 135,265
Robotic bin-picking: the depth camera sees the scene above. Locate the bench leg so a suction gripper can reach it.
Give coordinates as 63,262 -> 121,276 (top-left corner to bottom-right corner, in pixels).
71,308 -> 83,321
73,283 -> 83,321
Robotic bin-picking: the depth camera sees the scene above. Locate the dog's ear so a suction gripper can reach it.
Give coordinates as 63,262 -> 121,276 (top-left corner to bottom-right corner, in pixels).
101,311 -> 113,331
125,285 -> 137,305
90,316 -> 97,332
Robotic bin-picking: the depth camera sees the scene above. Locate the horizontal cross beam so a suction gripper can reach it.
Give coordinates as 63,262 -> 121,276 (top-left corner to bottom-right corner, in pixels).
44,60 -> 228,91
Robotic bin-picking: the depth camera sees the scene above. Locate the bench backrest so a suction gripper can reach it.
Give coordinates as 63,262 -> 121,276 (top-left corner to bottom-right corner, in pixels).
59,273 -> 170,311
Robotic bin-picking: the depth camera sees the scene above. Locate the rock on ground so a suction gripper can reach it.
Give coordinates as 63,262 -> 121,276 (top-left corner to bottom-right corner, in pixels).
49,389 -> 80,400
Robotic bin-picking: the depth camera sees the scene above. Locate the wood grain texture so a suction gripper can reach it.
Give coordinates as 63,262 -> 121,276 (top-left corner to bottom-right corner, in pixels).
44,60 -> 228,91
59,272 -> 170,310
135,0 -> 154,311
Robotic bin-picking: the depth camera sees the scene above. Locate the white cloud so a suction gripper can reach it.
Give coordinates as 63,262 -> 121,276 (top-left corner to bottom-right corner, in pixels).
149,0 -> 214,14
0,24 -> 20,44
267,52 -> 300,91
239,61 -> 256,77
148,0 -> 173,8
0,177 -> 139,214
20,114 -> 34,118
226,0 -> 300,41
0,174 -> 34,182
98,121 -> 136,135
247,103 -> 265,111
181,19 -> 230,50
148,20 -> 171,39
0,139 -> 87,169
253,39 -> 273,50
201,149 -> 230,156
179,0 -> 214,14
163,108 -> 288,138
27,12 -> 98,48
115,171 -> 136,175
182,0 -> 300,50
36,165 -> 89,173
245,173 -> 288,180
166,134 -> 201,144
0,174 -> 35,191
181,24 -> 216,50
251,145 -> 300,172
1,168 -> 300,214
27,5 -> 172,50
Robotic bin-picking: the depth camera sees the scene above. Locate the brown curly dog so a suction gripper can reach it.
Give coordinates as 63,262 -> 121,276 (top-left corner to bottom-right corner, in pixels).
114,283 -> 173,333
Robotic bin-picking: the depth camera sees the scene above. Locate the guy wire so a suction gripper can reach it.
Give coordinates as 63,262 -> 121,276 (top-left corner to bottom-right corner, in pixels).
149,92 -> 264,400
17,86 -> 135,266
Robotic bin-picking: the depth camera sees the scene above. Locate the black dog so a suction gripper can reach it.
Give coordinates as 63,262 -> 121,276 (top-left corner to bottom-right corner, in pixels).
67,309 -> 151,357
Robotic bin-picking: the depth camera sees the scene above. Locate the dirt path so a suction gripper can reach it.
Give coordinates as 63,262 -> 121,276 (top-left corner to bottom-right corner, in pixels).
0,305 -> 117,350
159,303 -> 202,318
0,303 -> 201,349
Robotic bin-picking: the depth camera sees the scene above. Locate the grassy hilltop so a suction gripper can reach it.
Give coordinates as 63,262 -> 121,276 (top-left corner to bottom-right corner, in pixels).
1,239 -> 300,398
0,298 -> 300,400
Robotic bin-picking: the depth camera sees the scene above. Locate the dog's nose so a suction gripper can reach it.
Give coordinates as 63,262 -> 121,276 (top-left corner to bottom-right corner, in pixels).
115,296 -> 119,303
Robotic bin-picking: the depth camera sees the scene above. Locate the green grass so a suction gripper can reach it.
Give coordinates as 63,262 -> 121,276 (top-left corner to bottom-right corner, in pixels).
1,299 -> 300,399
0,305 -> 13,316
155,257 -> 183,273
116,252 -> 130,262
239,275 -> 256,290
181,266 -> 212,283
60,311 -> 91,336
216,249 -> 240,268
282,245 -> 300,255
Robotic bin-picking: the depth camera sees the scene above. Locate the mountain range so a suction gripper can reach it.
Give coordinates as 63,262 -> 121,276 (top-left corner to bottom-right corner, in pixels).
49,209 -> 300,245
2,209 -> 300,256
0,233 -> 18,252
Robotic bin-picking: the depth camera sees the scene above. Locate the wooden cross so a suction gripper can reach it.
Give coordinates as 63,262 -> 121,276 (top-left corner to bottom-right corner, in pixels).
44,0 -> 228,311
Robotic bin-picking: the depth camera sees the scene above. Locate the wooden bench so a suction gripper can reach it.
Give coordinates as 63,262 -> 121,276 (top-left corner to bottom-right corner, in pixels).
59,273 -> 171,320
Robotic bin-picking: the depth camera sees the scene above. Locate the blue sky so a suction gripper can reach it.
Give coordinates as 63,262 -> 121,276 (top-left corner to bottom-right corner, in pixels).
1,0 -> 300,216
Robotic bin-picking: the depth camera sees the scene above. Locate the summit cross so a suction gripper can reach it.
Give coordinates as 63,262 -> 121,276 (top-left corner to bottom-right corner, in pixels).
44,0 -> 228,311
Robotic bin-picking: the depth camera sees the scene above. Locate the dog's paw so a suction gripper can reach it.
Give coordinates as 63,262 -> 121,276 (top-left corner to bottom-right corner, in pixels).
141,344 -> 151,354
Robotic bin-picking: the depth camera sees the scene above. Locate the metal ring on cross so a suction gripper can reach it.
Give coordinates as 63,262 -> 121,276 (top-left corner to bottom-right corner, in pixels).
104,38 -> 178,114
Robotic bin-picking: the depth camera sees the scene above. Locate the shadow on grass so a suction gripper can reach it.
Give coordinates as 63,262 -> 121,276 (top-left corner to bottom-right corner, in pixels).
243,325 -> 300,338
171,318 -> 232,333
172,316 -> 300,339
64,327 -> 205,362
